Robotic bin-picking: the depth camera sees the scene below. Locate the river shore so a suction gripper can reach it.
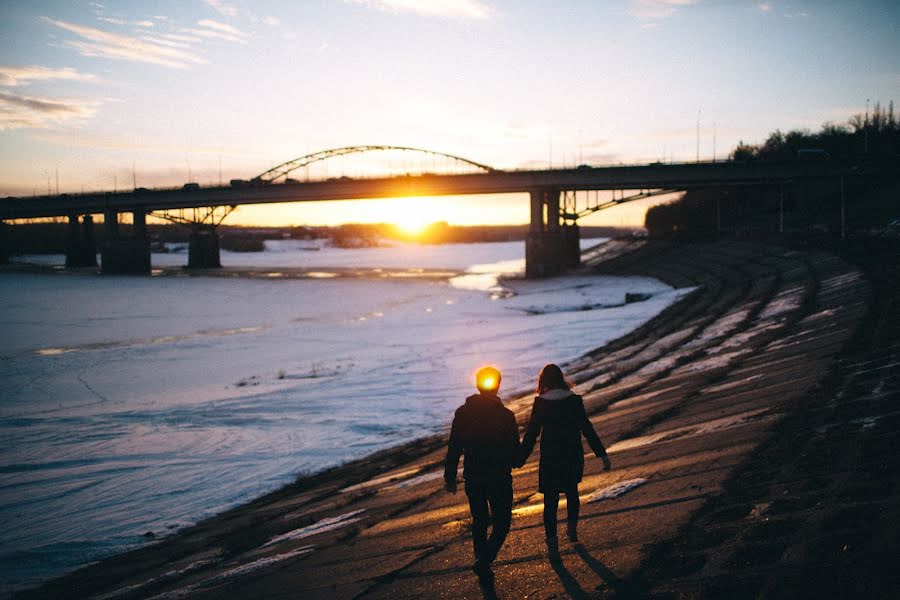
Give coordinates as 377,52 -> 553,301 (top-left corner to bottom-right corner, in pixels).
16,236 -> 899,599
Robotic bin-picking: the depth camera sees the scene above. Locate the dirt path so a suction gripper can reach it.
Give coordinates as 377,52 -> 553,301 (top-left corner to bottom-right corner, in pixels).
18,239 -> 896,600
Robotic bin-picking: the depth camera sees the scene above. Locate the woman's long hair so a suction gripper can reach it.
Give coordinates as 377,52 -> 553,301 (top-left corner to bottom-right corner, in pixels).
536,363 -> 572,394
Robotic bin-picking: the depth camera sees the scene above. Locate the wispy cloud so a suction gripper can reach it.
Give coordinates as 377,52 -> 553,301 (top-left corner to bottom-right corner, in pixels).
183,19 -> 250,44
628,0 -> 699,20
198,19 -> 247,37
0,91 -> 99,129
202,0 -> 238,17
346,0 -> 494,20
261,16 -> 281,26
97,16 -> 155,27
0,65 -> 97,87
97,16 -> 127,26
757,2 -> 772,12
44,17 -> 207,69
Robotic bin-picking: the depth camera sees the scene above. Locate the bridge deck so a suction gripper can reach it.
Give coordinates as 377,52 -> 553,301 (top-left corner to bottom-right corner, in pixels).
0,162 -> 859,220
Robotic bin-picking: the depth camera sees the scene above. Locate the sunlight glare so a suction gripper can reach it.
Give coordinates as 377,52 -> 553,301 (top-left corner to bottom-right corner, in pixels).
389,197 -> 439,236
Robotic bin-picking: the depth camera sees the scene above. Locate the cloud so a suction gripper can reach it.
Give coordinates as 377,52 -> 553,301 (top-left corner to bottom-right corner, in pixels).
183,19 -> 250,44
141,35 -> 191,49
0,91 -> 99,129
197,19 -> 247,37
44,18 -> 208,69
261,16 -> 281,26
757,2 -> 772,12
0,65 -> 97,87
97,16 -> 155,27
97,16 -> 127,25
628,0 -> 699,20
202,0 -> 238,17
346,0 -> 494,20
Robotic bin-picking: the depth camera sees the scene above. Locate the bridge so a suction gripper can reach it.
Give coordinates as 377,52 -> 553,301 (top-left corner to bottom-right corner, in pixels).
0,145 -> 864,277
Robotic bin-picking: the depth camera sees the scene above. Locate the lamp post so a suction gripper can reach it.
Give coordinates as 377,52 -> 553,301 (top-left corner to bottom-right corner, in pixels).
696,109 -> 701,163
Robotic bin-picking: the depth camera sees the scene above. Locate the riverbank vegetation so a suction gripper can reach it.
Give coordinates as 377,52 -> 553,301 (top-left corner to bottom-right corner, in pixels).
646,102 -> 900,237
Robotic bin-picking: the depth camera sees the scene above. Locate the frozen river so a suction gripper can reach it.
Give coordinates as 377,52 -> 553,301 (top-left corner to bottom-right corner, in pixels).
0,239 -> 690,595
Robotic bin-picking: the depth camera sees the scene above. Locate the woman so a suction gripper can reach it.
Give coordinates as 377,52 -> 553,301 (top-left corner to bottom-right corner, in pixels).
519,364 -> 611,555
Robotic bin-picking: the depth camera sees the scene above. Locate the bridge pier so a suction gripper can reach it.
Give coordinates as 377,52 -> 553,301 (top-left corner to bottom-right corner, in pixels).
0,220 -> 8,265
100,209 -> 151,274
188,227 -> 221,269
65,214 -> 98,268
525,189 -> 567,278
562,223 -> 581,268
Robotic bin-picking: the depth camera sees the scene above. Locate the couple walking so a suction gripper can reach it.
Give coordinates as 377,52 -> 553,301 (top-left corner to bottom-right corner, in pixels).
444,364 -> 612,580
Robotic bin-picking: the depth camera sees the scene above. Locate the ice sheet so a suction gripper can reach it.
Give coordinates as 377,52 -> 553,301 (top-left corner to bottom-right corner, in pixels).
0,238 -> 690,594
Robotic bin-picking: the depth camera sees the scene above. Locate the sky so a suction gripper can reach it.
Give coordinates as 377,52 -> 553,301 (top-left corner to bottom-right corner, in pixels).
0,0 -> 898,228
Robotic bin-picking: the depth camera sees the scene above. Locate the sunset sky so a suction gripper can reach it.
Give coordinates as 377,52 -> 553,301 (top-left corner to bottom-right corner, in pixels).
1,0 -> 898,227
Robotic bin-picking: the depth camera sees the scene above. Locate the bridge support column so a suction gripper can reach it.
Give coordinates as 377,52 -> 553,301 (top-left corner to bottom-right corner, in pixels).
0,220 -> 8,265
525,189 -> 565,278
188,227 -> 221,269
65,214 -> 98,268
100,209 -> 151,274
562,223 -> 581,268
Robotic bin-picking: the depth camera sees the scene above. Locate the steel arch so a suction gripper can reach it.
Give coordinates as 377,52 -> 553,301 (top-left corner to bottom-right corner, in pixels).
253,145 -> 499,183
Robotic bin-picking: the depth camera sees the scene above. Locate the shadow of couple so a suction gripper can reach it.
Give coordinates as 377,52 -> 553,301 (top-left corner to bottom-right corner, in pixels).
477,543 -> 626,600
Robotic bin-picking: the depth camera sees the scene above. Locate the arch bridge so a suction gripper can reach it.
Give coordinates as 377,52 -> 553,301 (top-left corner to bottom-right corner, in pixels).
0,145 -> 862,276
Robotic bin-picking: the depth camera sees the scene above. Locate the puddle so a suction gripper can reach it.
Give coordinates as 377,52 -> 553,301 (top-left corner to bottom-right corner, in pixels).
264,510 -> 365,547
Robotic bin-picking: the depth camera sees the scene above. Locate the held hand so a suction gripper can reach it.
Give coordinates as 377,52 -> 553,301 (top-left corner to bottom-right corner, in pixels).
602,455 -> 612,471
444,479 -> 457,494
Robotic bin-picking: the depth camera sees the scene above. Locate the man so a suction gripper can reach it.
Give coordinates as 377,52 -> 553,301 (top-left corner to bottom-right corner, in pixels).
444,366 -> 521,580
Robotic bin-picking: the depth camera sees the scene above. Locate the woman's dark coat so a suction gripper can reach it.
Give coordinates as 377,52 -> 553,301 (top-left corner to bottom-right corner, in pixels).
519,389 -> 607,493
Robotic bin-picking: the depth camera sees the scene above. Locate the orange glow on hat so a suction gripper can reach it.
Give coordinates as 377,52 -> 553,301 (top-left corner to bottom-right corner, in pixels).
475,366 -> 501,393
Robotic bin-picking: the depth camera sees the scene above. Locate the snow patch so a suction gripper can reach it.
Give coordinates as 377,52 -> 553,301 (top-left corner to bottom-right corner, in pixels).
263,510 -> 365,547
584,478 -> 648,503
386,470 -> 445,490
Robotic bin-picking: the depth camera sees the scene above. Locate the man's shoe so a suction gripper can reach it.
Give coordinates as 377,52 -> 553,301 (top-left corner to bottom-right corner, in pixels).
566,527 -> 578,544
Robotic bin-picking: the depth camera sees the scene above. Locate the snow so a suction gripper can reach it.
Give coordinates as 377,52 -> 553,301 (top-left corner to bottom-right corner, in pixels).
0,238 -> 690,595
584,478 -> 648,503
263,510 -> 365,547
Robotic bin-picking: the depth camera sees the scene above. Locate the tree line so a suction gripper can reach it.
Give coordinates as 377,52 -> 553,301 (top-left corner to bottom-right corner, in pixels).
646,102 -> 900,237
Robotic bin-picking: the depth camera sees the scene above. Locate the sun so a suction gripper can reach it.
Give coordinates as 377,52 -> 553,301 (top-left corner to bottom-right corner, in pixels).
394,214 -> 431,235
389,197 -> 437,236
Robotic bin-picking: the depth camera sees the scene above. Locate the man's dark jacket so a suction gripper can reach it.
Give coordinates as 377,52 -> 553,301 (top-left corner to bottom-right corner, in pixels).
444,393 -> 520,487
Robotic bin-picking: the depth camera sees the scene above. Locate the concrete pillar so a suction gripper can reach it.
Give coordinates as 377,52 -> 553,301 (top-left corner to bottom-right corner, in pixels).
546,190 -> 560,233
562,223 -> 581,268
66,214 -> 79,267
80,215 -> 97,267
188,228 -> 221,269
66,214 -> 97,268
133,208 -> 147,240
529,190 -> 544,233
100,209 -> 150,274
525,188 -> 568,278
104,209 -> 119,240
0,220 -> 8,265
